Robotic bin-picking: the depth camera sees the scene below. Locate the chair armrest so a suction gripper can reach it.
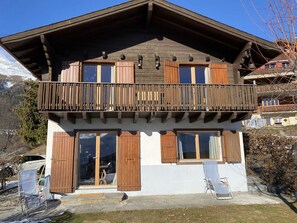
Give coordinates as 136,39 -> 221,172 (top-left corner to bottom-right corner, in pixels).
220,177 -> 229,184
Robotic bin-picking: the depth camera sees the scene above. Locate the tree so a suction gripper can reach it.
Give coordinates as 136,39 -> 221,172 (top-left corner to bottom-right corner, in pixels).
0,80 -> 24,151
15,81 -> 47,147
242,0 -> 297,113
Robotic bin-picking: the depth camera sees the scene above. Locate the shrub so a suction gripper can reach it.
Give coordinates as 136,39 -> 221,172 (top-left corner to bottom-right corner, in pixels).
245,134 -> 297,193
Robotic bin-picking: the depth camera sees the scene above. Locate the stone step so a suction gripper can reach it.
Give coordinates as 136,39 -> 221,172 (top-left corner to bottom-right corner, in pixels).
61,192 -> 125,204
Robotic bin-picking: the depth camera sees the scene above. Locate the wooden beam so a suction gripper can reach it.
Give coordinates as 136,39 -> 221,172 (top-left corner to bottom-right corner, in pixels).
82,112 -> 91,124
63,113 -> 76,124
26,63 -> 39,69
233,42 -> 252,66
218,112 -> 236,123
100,112 -> 106,124
133,112 -> 139,123
231,112 -> 252,123
189,112 -> 205,123
13,47 -> 40,57
161,112 -> 172,123
175,112 -> 189,123
45,113 -> 60,123
147,112 -> 156,123
233,42 -> 252,83
40,35 -> 55,80
118,112 -> 122,124
204,112 -> 221,123
146,1 -> 153,27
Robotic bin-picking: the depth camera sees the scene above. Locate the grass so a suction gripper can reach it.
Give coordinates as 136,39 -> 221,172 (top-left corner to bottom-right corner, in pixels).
50,204 -> 297,223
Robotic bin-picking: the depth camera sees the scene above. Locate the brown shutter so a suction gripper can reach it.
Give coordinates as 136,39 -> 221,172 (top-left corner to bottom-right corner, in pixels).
116,62 -> 134,83
160,131 -> 177,163
210,63 -> 229,84
164,61 -> 179,83
116,62 -> 135,108
61,61 -> 80,82
222,130 -> 241,163
51,132 -> 75,193
118,131 -> 141,191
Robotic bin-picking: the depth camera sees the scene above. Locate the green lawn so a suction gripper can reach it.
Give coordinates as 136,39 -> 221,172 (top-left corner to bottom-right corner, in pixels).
50,204 -> 297,223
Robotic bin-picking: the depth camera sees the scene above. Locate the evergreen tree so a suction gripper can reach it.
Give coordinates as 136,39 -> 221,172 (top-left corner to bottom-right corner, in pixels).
15,81 -> 47,146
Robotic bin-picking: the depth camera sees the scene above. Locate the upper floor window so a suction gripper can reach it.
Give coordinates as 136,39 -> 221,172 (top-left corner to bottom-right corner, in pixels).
177,131 -> 221,161
179,65 -> 207,84
282,62 -> 289,69
264,63 -> 276,69
262,98 -> 279,106
83,64 -> 115,83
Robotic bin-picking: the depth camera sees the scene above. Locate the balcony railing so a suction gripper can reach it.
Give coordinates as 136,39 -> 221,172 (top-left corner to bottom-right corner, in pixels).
259,104 -> 297,113
257,83 -> 297,96
38,82 -> 257,112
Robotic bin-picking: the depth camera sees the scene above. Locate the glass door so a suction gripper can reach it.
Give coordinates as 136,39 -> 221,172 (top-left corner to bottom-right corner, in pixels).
79,132 -> 117,186
79,133 -> 96,185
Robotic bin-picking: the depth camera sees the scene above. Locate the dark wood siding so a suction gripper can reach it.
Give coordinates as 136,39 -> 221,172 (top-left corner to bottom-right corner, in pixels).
222,130 -> 241,163
118,131 -> 141,191
160,131 -> 177,163
53,30 -> 233,84
51,132 -> 75,193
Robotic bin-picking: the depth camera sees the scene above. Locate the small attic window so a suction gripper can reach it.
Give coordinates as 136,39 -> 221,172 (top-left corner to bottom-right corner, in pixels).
265,63 -> 276,69
282,62 -> 289,68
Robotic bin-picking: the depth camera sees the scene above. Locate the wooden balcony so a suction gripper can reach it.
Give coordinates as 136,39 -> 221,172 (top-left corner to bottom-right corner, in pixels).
38,82 -> 257,123
257,83 -> 297,96
259,104 -> 297,113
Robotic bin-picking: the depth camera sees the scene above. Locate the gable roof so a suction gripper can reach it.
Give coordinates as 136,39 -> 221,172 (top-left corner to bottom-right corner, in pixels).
0,0 -> 281,79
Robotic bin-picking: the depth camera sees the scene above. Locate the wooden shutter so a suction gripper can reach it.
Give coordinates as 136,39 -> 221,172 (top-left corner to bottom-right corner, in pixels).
61,61 -> 80,82
118,131 -> 141,191
222,130 -> 241,163
51,132 -> 75,193
160,131 -> 177,163
116,62 -> 135,108
116,62 -> 134,83
210,63 -> 229,84
164,61 -> 179,83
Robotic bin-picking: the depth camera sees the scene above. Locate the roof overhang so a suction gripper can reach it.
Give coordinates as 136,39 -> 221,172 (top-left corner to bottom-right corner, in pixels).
0,0 -> 281,79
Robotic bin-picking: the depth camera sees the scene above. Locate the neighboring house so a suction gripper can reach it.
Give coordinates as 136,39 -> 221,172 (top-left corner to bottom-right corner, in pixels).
0,0 -> 280,196
244,53 -> 297,127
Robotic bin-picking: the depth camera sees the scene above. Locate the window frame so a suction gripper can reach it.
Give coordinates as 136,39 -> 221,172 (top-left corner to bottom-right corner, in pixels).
178,64 -> 209,84
176,130 -> 222,162
82,62 -> 115,83
77,130 -> 119,187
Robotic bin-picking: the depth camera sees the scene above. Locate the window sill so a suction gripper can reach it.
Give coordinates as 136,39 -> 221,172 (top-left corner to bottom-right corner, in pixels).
177,159 -> 224,165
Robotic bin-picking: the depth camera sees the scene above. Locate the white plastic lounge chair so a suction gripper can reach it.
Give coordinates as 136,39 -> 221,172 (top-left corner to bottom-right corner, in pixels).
203,161 -> 233,200
18,169 -> 47,215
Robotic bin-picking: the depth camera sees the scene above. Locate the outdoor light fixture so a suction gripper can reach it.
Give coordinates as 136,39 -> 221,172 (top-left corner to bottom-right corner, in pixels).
172,55 -> 177,61
205,55 -> 210,62
189,54 -> 194,62
155,54 -> 160,69
102,51 -> 108,59
248,60 -> 256,69
138,54 -> 143,68
120,54 -> 125,60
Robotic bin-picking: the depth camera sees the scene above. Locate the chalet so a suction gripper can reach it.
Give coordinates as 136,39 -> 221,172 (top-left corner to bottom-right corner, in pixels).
0,0 -> 280,196
244,53 -> 297,127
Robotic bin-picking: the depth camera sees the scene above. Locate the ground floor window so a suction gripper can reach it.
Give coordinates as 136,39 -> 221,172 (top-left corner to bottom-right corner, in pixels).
79,131 -> 117,186
177,131 -> 221,161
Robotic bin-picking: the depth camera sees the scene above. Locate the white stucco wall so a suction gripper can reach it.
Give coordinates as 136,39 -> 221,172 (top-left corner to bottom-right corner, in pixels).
45,118 -> 248,195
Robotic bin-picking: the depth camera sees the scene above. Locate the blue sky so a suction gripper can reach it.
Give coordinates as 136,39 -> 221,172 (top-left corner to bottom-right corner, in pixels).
0,0 -> 270,40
